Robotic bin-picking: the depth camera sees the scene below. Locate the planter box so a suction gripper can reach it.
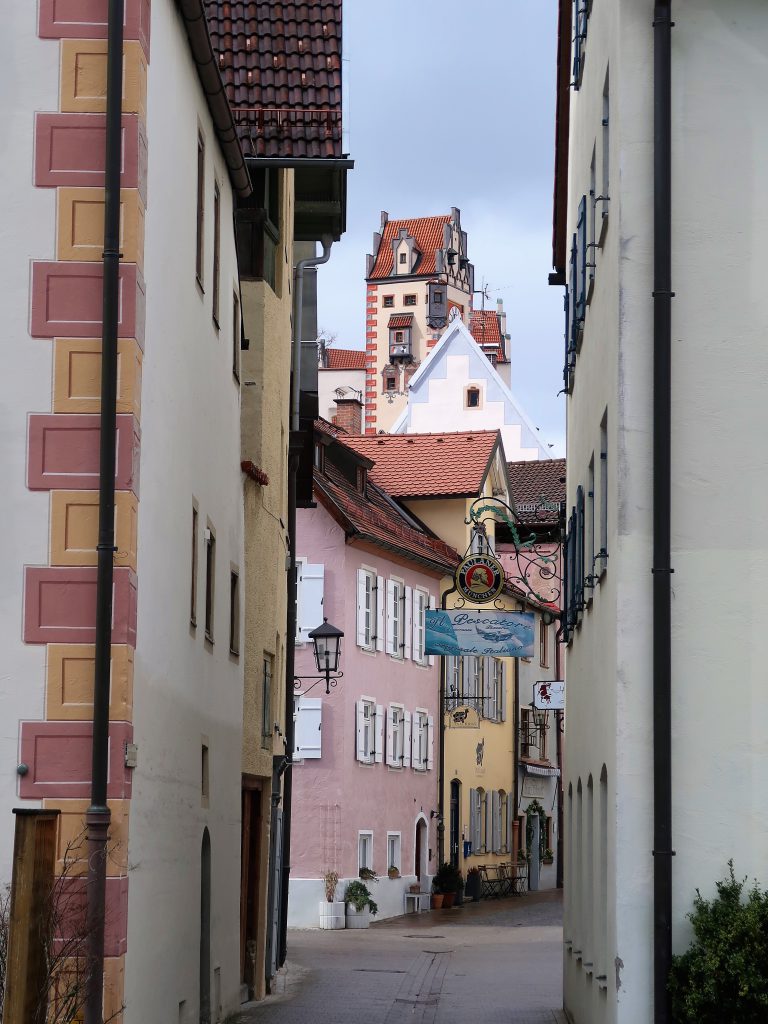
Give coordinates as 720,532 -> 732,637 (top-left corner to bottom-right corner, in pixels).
319,901 -> 345,930
345,904 -> 370,929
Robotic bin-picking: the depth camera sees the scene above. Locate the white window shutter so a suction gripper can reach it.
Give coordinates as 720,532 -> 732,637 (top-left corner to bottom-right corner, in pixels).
386,706 -> 396,766
297,563 -> 324,642
402,711 -> 412,768
483,657 -> 492,718
411,591 -> 421,663
469,788 -> 477,852
501,661 -> 507,722
427,715 -> 434,770
428,595 -> 436,666
356,701 -> 365,762
411,714 -> 420,768
374,704 -> 384,763
403,586 -> 412,659
294,697 -> 322,759
356,569 -> 368,647
485,792 -> 493,853
465,657 -> 475,700
375,575 -> 385,651
386,580 -> 397,656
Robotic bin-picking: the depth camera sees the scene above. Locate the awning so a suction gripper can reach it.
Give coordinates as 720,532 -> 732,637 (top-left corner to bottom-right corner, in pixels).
522,764 -> 560,778
388,313 -> 414,329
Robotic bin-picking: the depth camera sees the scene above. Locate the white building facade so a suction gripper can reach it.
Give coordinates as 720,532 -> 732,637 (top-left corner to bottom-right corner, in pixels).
0,2 -> 247,1019
557,2 -> 768,1023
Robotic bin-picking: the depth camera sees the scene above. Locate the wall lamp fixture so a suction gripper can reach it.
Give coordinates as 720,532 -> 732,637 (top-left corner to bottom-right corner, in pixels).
293,618 -> 344,695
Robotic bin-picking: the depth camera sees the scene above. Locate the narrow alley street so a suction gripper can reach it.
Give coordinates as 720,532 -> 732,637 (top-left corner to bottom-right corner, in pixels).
242,891 -> 566,1024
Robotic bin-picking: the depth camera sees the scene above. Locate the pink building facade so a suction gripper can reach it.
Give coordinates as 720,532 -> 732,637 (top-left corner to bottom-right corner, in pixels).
288,428 -> 457,924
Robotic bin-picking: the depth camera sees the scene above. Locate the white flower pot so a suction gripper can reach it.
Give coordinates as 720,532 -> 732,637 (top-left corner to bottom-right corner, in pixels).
319,901 -> 346,929
345,903 -> 370,929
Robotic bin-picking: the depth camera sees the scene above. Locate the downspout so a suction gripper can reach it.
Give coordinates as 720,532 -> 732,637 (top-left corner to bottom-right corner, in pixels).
277,238 -> 333,970
84,1 -> 123,1021
653,3 -> 673,1022
437,582 -> 457,866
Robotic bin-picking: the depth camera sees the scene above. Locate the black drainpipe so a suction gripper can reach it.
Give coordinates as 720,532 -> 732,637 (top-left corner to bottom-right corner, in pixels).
437,582 -> 457,866
653,2 -> 673,1021
84,1 -> 123,1021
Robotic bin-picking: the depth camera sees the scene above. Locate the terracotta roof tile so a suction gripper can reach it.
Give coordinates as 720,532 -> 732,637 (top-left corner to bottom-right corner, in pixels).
388,313 -> 414,329
204,1 -> 343,159
469,309 -> 504,360
368,216 -> 450,280
322,348 -> 366,370
315,454 -> 460,573
508,458 -> 566,524
343,431 -> 500,498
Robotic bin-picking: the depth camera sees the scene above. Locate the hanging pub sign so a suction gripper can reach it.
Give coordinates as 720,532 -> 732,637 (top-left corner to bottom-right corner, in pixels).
425,608 -> 535,657
445,705 -> 481,729
533,680 -> 565,711
455,553 -> 505,605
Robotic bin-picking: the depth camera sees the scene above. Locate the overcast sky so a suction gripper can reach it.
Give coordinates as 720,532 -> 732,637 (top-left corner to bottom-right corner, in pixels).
317,0 -> 565,455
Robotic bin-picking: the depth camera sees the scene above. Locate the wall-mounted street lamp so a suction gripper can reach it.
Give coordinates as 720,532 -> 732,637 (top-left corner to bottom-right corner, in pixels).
293,618 -> 344,695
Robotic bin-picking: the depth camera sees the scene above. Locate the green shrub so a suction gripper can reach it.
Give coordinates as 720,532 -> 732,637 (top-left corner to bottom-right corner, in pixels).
344,880 -> 378,916
669,861 -> 768,1023
432,862 -> 462,894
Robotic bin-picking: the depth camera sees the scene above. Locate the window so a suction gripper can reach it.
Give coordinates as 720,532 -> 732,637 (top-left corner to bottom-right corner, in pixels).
387,704 -> 407,767
489,658 -> 504,721
470,656 -> 484,711
586,454 -> 595,595
412,710 -> 432,771
386,376 -> 396,391
196,133 -> 205,285
433,290 -> 444,305
313,442 -> 324,471
383,295 -> 394,307
358,831 -> 373,874
204,525 -> 215,641
412,589 -> 427,664
293,696 -> 322,759
465,386 -> 480,409
262,655 -> 273,744
212,182 -> 221,324
521,708 -> 535,758
232,291 -> 240,381
387,833 -> 401,873
403,294 -> 417,306
190,505 -> 198,626
296,561 -> 324,643
386,579 -> 403,658
572,0 -> 590,89
597,410 -> 608,575
600,70 -> 610,231
499,790 -> 509,852
201,742 -> 209,804
395,330 -> 403,345
587,148 -> 596,301
356,698 -> 382,763
469,788 -> 483,853
539,621 -> 549,668
399,251 -> 407,265
229,570 -> 239,655
356,569 -> 379,650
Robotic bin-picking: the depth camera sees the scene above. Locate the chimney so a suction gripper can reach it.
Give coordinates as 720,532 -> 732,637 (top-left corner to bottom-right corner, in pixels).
380,211 -> 389,232
333,395 -> 363,435
497,297 -> 507,337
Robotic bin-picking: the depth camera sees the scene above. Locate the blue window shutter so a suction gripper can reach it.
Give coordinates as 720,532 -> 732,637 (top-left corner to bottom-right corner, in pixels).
576,485 -> 585,617
576,195 -> 587,323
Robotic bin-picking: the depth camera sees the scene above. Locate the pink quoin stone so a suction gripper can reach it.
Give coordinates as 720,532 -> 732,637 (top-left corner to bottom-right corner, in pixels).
27,413 -> 141,493
23,566 -> 138,645
34,113 -> 145,200
18,720 -> 134,801
38,0 -> 150,57
30,262 -> 145,344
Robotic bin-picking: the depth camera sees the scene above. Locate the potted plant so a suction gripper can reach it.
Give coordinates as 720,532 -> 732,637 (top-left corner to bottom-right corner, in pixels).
454,871 -> 465,907
543,848 -> 554,866
430,885 -> 444,910
387,865 -> 401,879
319,869 -> 345,930
433,862 -> 462,909
465,866 -> 482,902
517,848 -> 528,866
359,866 -> 377,882
345,880 -> 378,929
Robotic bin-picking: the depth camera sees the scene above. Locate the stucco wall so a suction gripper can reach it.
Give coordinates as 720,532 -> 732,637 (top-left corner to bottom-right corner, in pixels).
124,1 -> 244,1019
289,501 -> 442,924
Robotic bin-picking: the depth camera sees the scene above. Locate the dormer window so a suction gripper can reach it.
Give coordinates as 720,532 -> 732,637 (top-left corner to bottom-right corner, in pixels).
314,442 -> 325,471
356,466 -> 367,493
399,252 -> 407,265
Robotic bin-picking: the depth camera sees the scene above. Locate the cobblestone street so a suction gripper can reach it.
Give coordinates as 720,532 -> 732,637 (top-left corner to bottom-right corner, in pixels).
241,890 -> 566,1024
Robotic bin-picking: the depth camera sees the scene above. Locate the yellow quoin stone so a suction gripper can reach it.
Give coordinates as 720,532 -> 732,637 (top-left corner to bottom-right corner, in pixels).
42,797 -> 130,877
53,337 -> 142,417
46,643 -> 134,723
60,39 -> 147,117
57,187 -> 144,268
50,490 -> 138,569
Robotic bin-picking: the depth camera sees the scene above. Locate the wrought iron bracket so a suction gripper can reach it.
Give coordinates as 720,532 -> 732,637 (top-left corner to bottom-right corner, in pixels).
293,671 -> 343,696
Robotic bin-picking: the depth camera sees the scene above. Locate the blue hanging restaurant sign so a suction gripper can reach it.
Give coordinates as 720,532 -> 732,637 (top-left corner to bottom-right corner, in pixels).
425,609 -> 535,657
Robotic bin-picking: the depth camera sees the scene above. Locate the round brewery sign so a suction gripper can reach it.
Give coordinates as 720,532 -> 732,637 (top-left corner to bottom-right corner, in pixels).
455,554 -> 505,604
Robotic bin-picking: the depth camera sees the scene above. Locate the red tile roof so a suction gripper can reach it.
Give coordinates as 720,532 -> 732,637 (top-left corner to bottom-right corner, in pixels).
314,446 -> 461,574
469,309 -> 504,360
368,216 -> 450,280
322,348 -> 366,370
343,431 -> 500,498
508,458 -> 566,524
204,1 -> 343,159
388,314 -> 414,329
